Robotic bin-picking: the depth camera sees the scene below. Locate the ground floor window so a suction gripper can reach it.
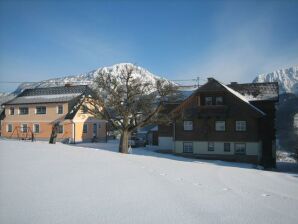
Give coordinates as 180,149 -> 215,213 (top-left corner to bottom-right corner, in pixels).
235,143 -> 246,155
208,142 -> 214,151
33,124 -> 40,133
21,124 -> 28,133
183,142 -> 193,153
83,124 -> 88,133
57,124 -> 63,134
7,124 -> 13,132
224,142 -> 230,152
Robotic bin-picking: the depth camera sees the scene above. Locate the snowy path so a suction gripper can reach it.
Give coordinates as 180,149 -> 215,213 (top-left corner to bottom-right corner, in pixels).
0,140 -> 298,224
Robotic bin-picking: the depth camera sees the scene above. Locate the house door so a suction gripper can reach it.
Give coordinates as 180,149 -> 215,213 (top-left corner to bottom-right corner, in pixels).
93,123 -> 97,137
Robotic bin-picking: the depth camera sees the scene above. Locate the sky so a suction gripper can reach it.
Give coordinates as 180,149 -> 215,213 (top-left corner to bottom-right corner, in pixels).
0,0 -> 298,92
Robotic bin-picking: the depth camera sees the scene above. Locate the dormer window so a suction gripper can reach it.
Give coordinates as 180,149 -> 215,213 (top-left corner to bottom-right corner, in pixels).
215,96 -> 223,105
205,97 -> 212,105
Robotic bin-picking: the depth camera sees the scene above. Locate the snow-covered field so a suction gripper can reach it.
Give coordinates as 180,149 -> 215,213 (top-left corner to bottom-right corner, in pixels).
0,139 -> 298,224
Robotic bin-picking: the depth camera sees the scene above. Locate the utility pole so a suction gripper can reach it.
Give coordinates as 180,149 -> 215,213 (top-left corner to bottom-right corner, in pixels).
196,76 -> 200,87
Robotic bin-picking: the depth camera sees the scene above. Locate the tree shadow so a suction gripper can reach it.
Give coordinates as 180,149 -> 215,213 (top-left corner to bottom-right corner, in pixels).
276,161 -> 298,175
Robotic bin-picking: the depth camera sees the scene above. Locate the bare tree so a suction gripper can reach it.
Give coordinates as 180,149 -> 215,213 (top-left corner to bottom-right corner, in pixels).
89,64 -> 178,153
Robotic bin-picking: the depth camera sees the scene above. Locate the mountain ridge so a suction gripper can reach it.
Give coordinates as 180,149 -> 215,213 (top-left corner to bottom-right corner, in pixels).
253,66 -> 298,95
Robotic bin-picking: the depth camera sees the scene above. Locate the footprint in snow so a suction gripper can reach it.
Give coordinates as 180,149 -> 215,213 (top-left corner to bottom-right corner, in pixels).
222,188 -> 230,191
261,193 -> 270,197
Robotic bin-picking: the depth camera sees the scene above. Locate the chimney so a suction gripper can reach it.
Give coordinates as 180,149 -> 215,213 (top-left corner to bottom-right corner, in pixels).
230,82 -> 238,85
207,77 -> 214,82
64,83 -> 73,87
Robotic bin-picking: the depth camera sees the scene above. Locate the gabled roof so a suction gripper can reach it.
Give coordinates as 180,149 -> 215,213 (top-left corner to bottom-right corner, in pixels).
228,82 -> 279,102
218,81 -> 266,116
172,78 -> 270,116
3,85 -> 90,105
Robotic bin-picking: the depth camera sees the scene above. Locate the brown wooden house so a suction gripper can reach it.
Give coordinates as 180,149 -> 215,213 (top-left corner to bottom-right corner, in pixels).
161,78 -> 278,168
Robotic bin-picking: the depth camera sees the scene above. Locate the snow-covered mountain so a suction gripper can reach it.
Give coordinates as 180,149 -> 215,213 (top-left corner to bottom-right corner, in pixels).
14,63 -> 172,94
253,66 -> 298,94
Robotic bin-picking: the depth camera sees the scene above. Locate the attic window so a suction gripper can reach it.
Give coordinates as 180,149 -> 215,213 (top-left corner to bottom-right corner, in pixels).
205,97 -> 212,105
215,96 -> 223,105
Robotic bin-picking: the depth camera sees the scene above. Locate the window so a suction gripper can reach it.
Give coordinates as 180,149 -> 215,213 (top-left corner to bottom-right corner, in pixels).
21,124 -> 28,133
83,124 -> 88,133
215,96 -> 223,105
7,124 -> 13,132
57,125 -> 63,134
36,106 -> 46,114
236,121 -> 247,131
57,105 -> 63,114
183,121 -> 193,131
19,107 -> 29,115
208,142 -> 214,151
183,142 -> 193,153
81,105 -> 88,114
33,124 -> 40,133
235,143 -> 246,155
9,107 -> 14,115
224,143 -> 230,152
215,121 -> 225,131
205,97 -> 212,105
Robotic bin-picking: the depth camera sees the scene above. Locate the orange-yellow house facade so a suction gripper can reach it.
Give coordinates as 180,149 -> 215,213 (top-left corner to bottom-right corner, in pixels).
0,85 -> 107,143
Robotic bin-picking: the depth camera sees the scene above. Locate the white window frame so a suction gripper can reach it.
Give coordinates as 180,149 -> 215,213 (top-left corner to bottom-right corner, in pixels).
19,107 -> 29,115
33,124 -> 40,133
57,105 -> 63,114
208,142 -> 214,151
7,124 -> 13,132
21,124 -> 28,133
235,143 -> 246,155
236,121 -> 247,132
83,124 -> 88,134
205,96 -> 213,105
35,106 -> 46,115
215,121 -> 225,131
183,121 -> 193,131
183,142 -> 193,153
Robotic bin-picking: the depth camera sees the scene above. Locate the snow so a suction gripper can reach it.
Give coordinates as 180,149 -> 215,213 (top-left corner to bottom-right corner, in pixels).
219,81 -> 266,115
253,66 -> 298,94
13,63 -> 176,94
1,139 -> 298,224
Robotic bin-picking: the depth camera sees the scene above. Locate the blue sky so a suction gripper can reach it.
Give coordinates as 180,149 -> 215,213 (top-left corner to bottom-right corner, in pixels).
0,0 -> 298,92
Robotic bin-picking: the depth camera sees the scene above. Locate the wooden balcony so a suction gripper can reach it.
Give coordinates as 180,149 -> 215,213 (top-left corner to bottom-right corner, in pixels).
197,105 -> 229,117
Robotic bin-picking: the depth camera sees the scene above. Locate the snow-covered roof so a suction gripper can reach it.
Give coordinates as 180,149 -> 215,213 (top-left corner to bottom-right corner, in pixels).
228,82 -> 279,101
219,82 -> 266,116
3,85 -> 89,105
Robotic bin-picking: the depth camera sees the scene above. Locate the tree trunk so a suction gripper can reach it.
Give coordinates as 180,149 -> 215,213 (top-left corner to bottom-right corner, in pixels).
119,129 -> 130,153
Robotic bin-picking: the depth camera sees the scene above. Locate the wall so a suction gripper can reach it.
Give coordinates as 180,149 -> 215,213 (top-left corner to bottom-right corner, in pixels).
174,141 -> 261,156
